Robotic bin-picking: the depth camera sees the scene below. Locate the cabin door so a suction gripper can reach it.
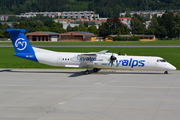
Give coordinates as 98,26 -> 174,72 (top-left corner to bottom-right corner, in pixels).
57,56 -> 62,65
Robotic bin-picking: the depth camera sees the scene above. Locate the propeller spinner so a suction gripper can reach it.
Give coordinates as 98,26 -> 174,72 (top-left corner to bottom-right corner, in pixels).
109,54 -> 117,67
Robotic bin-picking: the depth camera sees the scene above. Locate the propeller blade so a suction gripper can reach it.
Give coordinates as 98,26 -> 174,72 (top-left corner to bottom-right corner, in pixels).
109,54 -> 117,67
118,50 -> 121,55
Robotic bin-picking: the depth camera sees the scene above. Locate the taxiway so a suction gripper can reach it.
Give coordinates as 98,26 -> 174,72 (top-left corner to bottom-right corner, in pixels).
0,69 -> 180,120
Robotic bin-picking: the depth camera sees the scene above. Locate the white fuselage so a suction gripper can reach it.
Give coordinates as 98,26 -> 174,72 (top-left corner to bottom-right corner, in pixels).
33,47 -> 176,71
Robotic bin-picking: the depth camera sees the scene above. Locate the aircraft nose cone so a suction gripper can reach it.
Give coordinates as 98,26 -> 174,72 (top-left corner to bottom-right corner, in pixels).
171,65 -> 176,70
168,64 -> 176,70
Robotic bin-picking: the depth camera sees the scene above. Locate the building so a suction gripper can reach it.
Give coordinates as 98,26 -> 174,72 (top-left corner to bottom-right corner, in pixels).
136,35 -> 156,41
53,19 -> 79,29
0,15 -> 16,21
90,37 -> 104,42
60,31 -> 95,41
17,11 -> 99,20
119,17 -> 132,28
119,10 -> 179,18
53,17 -> 131,29
105,35 -> 156,41
61,11 -> 99,20
53,19 -> 74,23
26,31 -> 60,41
17,12 -> 61,18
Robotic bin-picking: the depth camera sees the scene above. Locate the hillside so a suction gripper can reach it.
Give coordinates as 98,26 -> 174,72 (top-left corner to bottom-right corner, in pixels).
1,0 -> 180,17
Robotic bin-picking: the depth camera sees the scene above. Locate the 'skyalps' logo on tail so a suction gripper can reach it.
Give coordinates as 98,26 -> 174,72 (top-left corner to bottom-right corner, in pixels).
15,38 -> 27,50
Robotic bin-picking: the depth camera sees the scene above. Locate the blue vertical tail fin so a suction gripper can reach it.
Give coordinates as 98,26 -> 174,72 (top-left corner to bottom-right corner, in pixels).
6,29 -> 38,62
6,29 -> 34,53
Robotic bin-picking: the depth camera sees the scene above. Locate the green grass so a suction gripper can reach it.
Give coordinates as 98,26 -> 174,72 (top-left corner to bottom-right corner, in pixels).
0,47 -> 180,70
1,40 -> 180,45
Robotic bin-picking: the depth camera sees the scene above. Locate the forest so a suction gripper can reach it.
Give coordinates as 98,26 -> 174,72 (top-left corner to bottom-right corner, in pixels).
1,0 -> 180,40
1,11 -> 180,40
1,0 -> 180,17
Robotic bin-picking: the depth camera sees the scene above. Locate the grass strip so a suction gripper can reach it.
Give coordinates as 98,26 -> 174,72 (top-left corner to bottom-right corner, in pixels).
0,40 -> 180,45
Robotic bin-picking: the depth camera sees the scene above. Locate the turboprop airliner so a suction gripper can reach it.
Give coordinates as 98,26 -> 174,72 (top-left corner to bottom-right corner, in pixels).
6,28 -> 176,74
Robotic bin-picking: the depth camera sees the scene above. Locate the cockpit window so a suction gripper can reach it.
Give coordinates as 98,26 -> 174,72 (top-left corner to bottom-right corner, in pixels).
157,59 -> 166,62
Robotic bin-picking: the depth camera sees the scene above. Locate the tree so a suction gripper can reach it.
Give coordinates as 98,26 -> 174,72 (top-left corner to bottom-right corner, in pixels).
88,25 -> 98,35
174,13 -> 180,39
50,27 -> 66,33
44,20 -> 56,28
2,0 -> 180,17
33,20 -> 44,27
0,30 -> 4,38
149,18 -> 159,29
98,22 -> 109,37
71,26 -> 80,31
0,23 -> 2,29
155,26 -> 167,39
131,16 -> 145,34
144,28 -> 155,35
78,22 -> 88,32
106,16 -> 122,35
18,21 -> 26,29
12,22 -> 19,28
2,23 -> 10,30
157,12 -> 176,39
66,24 -> 72,32
125,11 -> 131,17
105,16 -> 130,35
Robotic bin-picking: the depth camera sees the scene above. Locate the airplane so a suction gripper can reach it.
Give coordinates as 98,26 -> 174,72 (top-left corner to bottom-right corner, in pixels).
6,28 -> 176,74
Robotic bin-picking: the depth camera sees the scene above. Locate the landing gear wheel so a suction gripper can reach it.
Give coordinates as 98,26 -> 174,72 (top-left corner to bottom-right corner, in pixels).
84,70 -> 89,75
93,68 -> 101,73
164,71 -> 168,74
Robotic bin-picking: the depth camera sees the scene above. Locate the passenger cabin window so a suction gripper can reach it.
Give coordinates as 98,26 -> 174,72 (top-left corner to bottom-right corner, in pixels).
157,59 -> 166,62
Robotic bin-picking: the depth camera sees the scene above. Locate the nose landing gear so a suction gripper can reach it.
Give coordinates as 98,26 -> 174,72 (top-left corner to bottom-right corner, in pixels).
164,71 -> 168,74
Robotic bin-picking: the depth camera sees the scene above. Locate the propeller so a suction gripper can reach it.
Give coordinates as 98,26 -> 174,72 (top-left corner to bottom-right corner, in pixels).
118,50 -> 121,55
109,54 -> 117,67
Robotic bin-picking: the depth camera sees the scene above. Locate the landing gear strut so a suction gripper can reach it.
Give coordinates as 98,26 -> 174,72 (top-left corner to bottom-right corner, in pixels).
164,71 -> 168,74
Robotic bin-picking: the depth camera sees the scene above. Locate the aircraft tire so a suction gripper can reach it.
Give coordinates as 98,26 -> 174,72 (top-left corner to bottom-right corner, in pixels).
93,68 -> 101,73
164,71 -> 168,74
84,70 -> 89,75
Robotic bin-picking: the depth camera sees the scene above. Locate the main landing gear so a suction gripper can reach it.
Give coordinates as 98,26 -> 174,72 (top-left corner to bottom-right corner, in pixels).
84,70 -> 89,75
93,68 -> 101,73
84,68 -> 101,75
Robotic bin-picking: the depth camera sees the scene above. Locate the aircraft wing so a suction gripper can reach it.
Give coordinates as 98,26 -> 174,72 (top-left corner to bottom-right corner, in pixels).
84,50 -> 109,55
70,50 -> 109,62
97,50 -> 109,54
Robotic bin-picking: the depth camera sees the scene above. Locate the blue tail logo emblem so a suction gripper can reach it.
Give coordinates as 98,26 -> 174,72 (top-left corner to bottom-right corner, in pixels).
15,38 -> 27,51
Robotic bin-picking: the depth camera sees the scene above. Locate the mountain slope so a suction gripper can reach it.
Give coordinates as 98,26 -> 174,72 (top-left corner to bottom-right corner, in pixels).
1,0 -> 180,17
